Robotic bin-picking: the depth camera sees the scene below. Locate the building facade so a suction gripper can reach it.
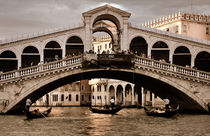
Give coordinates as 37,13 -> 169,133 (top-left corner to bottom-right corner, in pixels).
36,80 -> 91,106
145,12 -> 210,41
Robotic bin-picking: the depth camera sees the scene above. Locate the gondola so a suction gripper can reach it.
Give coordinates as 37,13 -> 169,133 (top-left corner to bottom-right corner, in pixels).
90,106 -> 123,114
144,105 -> 179,117
25,107 -> 52,119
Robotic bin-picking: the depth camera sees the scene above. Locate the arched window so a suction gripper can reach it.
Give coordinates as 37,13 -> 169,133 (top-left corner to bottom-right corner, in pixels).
0,50 -> 17,72
173,46 -> 191,67
116,85 -> 123,104
44,41 -> 62,62
125,84 -> 132,106
151,41 -> 169,62
21,46 -> 40,68
66,36 -> 84,56
130,37 -> 148,56
195,51 -> 210,72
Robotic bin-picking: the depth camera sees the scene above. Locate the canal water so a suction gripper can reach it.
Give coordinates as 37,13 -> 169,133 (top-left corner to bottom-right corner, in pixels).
0,107 -> 209,136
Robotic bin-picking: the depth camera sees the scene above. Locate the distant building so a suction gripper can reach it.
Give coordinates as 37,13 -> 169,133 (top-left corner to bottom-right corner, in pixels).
89,78 -> 164,107
145,12 -> 210,41
92,35 -> 112,54
36,80 -> 91,106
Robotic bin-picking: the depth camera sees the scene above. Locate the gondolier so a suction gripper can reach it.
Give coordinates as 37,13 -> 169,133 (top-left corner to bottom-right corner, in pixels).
110,97 -> 115,109
163,98 -> 170,111
25,98 -> 32,112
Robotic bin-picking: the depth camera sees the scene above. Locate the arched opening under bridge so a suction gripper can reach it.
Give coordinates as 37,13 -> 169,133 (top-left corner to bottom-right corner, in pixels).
8,70 -> 206,113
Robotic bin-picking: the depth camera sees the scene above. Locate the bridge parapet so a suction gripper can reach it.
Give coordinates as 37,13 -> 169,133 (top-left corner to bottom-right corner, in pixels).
0,55 -> 210,85
135,56 -> 210,84
0,56 -> 82,84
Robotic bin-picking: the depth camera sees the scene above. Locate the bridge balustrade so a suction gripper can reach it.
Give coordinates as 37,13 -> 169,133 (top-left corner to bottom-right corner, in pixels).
0,55 -> 209,83
135,56 -> 210,82
0,56 -> 82,82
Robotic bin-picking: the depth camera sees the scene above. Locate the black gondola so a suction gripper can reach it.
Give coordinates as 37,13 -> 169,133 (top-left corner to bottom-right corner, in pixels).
144,105 -> 179,117
25,107 -> 52,119
90,106 -> 123,114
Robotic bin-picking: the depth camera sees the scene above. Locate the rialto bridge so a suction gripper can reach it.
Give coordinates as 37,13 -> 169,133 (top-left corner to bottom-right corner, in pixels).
0,5 -> 210,113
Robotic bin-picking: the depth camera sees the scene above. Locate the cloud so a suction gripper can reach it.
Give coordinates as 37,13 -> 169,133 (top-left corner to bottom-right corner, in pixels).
0,0 -> 209,40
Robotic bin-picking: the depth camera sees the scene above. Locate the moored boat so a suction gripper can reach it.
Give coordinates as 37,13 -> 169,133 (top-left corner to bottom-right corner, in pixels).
90,106 -> 123,114
144,105 -> 179,117
25,107 -> 52,119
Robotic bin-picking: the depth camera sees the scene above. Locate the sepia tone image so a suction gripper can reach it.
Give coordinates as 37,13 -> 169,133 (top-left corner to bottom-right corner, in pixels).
0,0 -> 210,135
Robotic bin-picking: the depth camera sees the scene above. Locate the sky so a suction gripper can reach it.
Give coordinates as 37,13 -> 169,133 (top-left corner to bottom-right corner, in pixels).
0,0 -> 210,40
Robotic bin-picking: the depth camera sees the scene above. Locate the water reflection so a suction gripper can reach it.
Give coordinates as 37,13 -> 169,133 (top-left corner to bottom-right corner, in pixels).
87,114 -> 112,136
0,107 -> 209,136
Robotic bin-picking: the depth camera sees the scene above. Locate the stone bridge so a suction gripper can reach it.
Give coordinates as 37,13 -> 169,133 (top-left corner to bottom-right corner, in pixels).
0,4 -> 210,114
0,55 -> 210,113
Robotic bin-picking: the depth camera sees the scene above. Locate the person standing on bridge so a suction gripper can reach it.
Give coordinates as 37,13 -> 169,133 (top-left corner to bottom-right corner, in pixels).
25,98 -> 32,112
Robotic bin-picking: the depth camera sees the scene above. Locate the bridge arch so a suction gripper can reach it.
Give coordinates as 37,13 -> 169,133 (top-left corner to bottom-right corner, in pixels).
92,14 -> 121,31
44,41 -> 62,62
173,46 -> 191,67
151,41 -> 170,62
93,27 -> 114,43
195,51 -> 210,72
129,36 -> 148,56
0,50 -> 17,72
66,36 -> 84,56
21,46 -> 40,68
5,68 -> 207,113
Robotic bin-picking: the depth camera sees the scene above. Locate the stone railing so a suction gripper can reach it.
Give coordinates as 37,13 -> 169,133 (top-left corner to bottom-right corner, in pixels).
0,56 -> 82,82
135,56 -> 210,83
0,55 -> 209,84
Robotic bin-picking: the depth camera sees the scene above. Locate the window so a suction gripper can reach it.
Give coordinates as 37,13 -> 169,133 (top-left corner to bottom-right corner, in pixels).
93,96 -> 94,99
89,95 -> 91,101
69,94 -> 71,101
61,94 -> 64,101
166,28 -> 169,32
81,95 -> 84,101
75,82 -> 80,91
183,25 -> 187,32
104,85 -> 107,92
109,43 -> 111,48
52,94 -> 58,102
105,44 -> 107,49
97,96 -> 100,100
76,94 -> 79,101
150,92 -> 152,101
81,85 -> 84,91
206,27 -> 209,35
97,85 -> 101,92
92,86 -> 95,92
175,26 -> 179,33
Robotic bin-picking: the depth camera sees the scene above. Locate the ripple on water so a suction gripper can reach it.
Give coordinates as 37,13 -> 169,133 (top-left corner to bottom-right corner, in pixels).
0,107 -> 209,136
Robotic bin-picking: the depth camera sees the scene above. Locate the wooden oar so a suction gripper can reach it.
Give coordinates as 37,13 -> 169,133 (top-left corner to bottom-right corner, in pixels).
40,112 -> 48,120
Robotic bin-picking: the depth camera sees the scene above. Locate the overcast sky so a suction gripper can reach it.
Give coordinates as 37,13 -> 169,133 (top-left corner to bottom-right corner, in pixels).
0,0 -> 209,40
